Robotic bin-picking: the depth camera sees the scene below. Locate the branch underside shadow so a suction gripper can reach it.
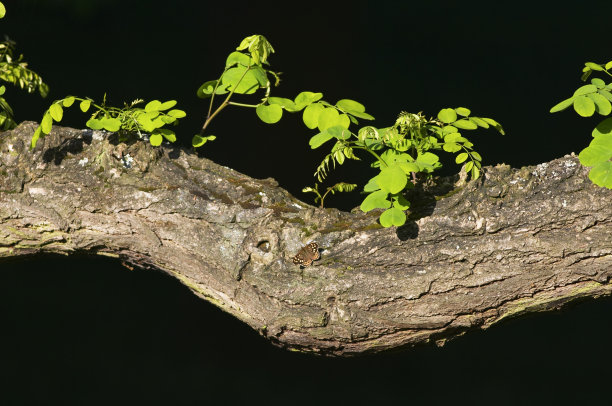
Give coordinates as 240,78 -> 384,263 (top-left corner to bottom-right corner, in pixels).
1,122 -> 610,356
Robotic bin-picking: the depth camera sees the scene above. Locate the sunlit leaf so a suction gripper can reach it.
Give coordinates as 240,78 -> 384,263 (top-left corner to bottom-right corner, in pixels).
79,99 -> 91,112
550,97 -> 574,113
256,104 -> 283,123
145,100 -> 162,112
587,93 -> 612,116
455,107 -> 471,116
573,95 -> 596,117
49,103 -> 63,122
62,96 -> 75,107
336,99 -> 366,113
303,102 -> 325,129
149,133 -> 162,146
376,165 -> 407,194
360,189 -> 390,212
41,112 -> 52,134
438,108 -> 457,123
379,207 -> 406,227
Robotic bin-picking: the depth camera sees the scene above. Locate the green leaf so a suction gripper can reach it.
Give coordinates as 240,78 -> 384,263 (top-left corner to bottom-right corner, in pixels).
226,51 -> 252,67
550,97 -> 574,113
327,125 -> 351,140
145,100 -> 162,112
268,97 -> 299,112
41,112 -> 53,134
574,84 -> 597,96
363,177 -> 380,192
197,80 -> 227,98
86,118 -> 103,130
593,117 -> 612,137
167,109 -> 186,118
159,100 -> 177,110
309,130 -> 334,149
49,103 -> 63,122
295,91 -> 323,108
591,78 -> 606,88
101,117 -> 121,132
481,118 -> 505,135
416,152 -> 440,171
376,165 -> 408,194
469,117 -> 489,128
0,86 -> 5,96
587,93 -> 612,116
456,152 -> 469,164
79,99 -> 91,112
588,161 -> 612,188
455,107 -> 471,116
471,151 -> 482,161
62,96 -> 75,107
397,161 -> 420,174
192,134 -> 216,148
579,134 -> 612,166
336,99 -> 365,113
317,107 -> 341,132
360,190 -> 390,212
585,62 -> 604,71
0,3 -> 6,18
379,207 -> 406,227
471,165 -> 481,179
443,142 -> 461,153
222,66 -> 260,94
606,61 -> 612,70
347,110 -> 375,120
573,95 -> 596,117
598,90 -> 612,103
149,133 -> 163,146
303,102 -> 325,129
438,108 -> 457,123
31,126 -> 42,149
256,104 -> 283,124
453,119 -> 478,130
157,128 -> 176,142
393,194 -> 411,210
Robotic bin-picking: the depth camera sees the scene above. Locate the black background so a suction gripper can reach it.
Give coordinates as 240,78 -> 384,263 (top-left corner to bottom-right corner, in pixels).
1,0 -> 611,404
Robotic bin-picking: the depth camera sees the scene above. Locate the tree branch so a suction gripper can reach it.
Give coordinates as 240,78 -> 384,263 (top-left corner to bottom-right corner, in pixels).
1,122 -> 610,356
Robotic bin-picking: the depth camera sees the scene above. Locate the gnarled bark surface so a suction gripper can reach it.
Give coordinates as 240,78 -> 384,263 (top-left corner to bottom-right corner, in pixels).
1,122 -> 611,356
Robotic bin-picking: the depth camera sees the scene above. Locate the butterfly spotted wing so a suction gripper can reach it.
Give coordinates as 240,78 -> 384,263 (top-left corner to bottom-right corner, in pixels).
292,242 -> 320,266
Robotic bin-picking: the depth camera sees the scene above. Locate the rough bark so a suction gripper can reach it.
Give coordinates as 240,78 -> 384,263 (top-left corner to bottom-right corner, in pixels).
1,122 -> 611,356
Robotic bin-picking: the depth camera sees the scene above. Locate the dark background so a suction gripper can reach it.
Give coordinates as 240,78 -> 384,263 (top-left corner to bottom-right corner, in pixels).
1,0 -> 611,404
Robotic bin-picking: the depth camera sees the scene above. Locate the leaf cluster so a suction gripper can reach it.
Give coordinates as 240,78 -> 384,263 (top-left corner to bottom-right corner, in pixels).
0,3 -> 48,130
32,96 -> 186,149
550,60 -> 612,188
308,106 -> 503,227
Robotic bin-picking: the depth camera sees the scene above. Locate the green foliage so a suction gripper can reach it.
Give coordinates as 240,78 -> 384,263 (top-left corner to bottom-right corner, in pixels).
32,96 -> 186,149
302,182 -> 357,208
0,3 -> 48,130
550,60 -> 612,188
306,107 -> 503,227
0,39 -> 48,98
194,34 -> 280,147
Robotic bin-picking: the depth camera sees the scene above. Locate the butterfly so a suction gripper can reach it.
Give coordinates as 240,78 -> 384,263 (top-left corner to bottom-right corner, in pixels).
292,242 -> 320,266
